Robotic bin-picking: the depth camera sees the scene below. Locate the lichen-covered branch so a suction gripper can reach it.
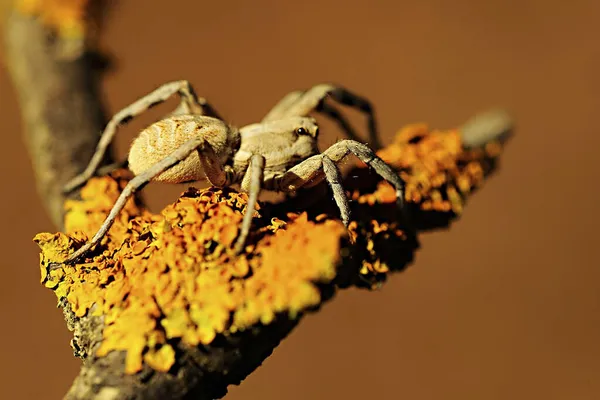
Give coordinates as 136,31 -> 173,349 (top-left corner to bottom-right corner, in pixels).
4,1 -> 513,398
35,122 -> 511,400
3,0 -> 111,228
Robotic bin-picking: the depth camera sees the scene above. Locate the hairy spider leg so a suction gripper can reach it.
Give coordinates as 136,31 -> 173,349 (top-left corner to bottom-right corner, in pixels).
277,139 -> 411,229
63,80 -> 221,193
263,84 -> 382,150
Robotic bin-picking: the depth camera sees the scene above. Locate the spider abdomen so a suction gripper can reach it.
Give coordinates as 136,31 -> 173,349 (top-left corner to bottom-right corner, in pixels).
128,115 -> 236,183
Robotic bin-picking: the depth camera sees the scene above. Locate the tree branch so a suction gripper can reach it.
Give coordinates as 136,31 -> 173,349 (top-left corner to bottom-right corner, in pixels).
4,1 -> 514,398
3,1 -> 111,229
35,119 -> 512,399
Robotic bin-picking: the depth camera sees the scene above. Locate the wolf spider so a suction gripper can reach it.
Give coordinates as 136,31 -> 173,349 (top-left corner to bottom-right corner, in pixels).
61,80 -> 410,264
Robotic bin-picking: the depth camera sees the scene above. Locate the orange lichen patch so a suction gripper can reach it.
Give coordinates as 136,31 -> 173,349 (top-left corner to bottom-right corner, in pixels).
15,0 -> 92,38
359,123 -> 501,215
64,170 -> 144,242
232,214 -> 346,329
35,178 -> 346,374
34,121 -> 505,374
348,123 -> 504,286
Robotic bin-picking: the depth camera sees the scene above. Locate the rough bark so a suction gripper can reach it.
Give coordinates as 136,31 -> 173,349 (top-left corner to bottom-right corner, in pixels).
4,10 -> 111,229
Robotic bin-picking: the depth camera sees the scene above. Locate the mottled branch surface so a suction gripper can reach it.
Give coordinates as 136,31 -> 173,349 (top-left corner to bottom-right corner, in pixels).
35,122 -> 510,400
4,8 -> 110,228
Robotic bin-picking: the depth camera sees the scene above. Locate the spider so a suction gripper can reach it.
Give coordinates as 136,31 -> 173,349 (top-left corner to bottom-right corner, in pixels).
60,80 -> 410,265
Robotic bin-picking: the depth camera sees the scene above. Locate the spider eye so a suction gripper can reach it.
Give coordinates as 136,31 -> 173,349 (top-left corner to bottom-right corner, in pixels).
295,127 -> 308,135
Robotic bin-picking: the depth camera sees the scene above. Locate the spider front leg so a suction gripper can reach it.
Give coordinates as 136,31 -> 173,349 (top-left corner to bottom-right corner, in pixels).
233,154 -> 266,254
263,84 -> 382,150
56,127 -> 234,267
278,139 -> 409,229
63,80 -> 221,193
324,140 -> 408,215
276,154 -> 350,225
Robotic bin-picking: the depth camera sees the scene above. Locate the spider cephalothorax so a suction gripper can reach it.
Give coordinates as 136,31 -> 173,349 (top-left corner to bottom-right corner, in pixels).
62,81 -> 409,263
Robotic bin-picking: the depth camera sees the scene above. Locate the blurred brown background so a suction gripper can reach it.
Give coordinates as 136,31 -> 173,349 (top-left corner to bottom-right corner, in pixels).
1,1 -> 599,399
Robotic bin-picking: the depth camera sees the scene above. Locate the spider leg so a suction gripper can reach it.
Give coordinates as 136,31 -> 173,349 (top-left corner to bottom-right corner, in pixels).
314,101 -> 363,143
263,84 -> 381,150
322,156 -> 351,226
261,90 -> 303,121
324,140 -> 407,212
59,130 -> 232,266
276,154 -> 351,226
233,154 -> 266,254
278,139 -> 411,228
63,80 -> 221,193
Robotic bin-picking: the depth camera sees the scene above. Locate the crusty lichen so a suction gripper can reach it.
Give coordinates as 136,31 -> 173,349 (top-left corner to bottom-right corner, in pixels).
15,0 -> 90,37
367,123 -> 498,214
349,123 -> 501,283
34,122 -> 506,375
36,182 -> 346,374
13,0 -> 106,46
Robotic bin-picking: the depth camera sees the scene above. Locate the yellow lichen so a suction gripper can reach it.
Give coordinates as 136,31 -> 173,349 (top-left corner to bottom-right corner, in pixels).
360,123 -> 500,215
15,0 -> 92,38
144,344 -> 176,373
34,122 -> 505,374
35,182 -> 347,373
